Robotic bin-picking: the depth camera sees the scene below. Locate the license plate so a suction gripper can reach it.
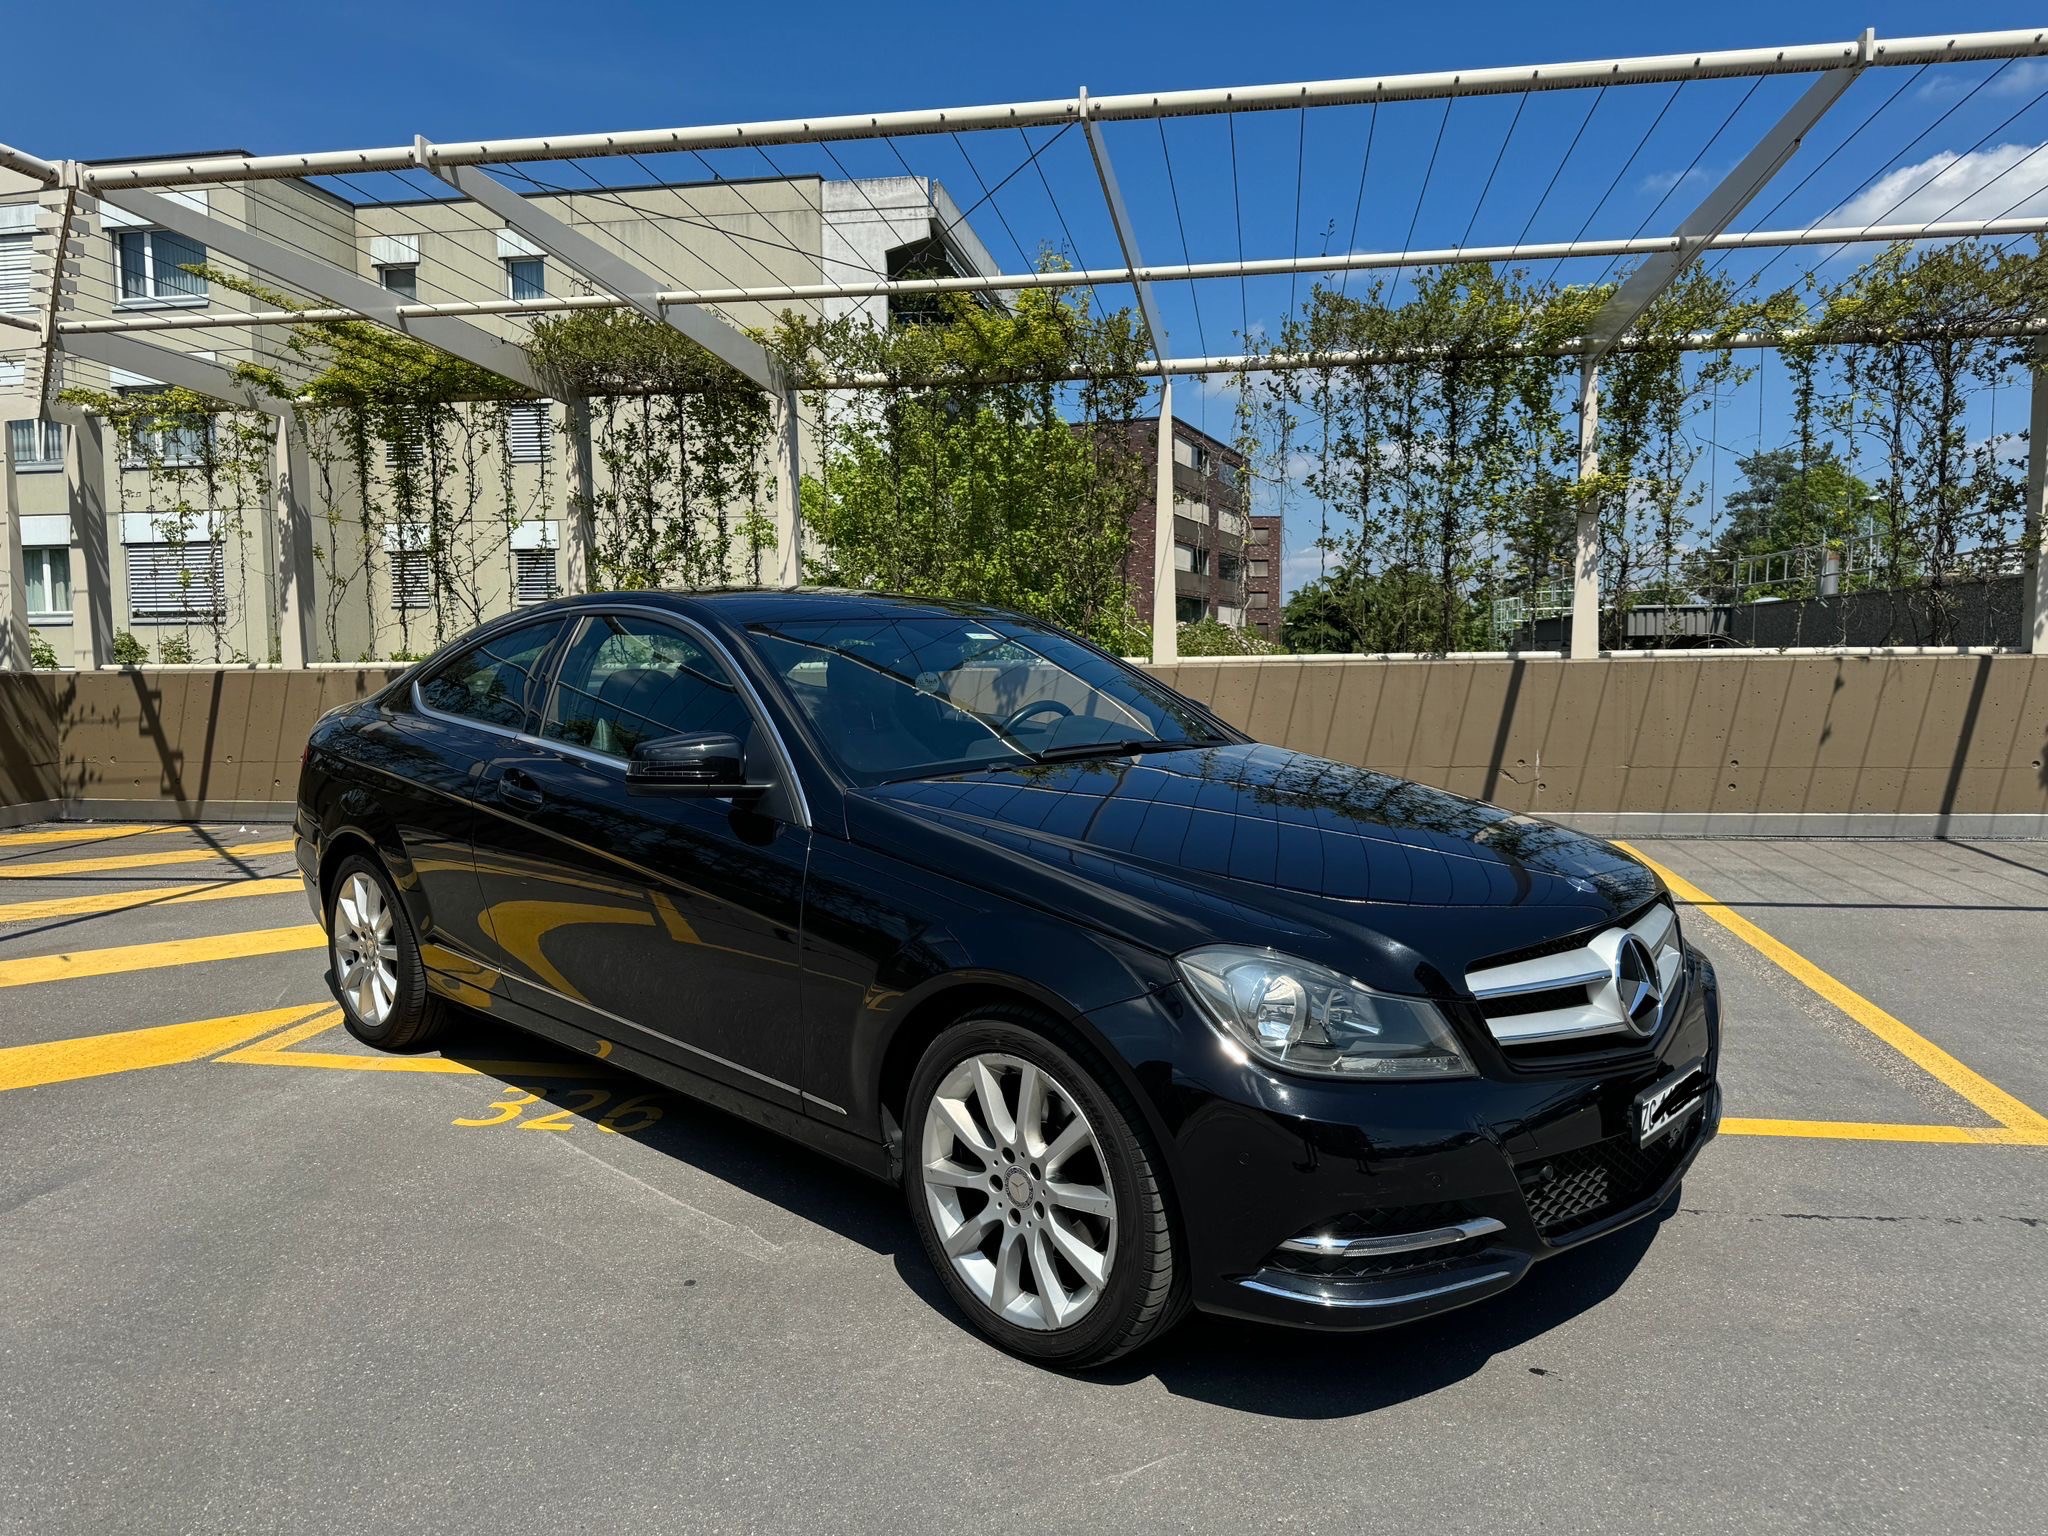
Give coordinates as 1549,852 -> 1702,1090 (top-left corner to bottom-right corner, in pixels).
1635,1059 -> 1708,1148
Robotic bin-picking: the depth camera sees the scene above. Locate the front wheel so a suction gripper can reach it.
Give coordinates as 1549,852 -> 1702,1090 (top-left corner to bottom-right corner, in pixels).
904,1007 -> 1186,1369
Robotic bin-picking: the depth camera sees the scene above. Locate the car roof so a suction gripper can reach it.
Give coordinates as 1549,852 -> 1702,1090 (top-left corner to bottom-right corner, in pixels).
537,588 -> 1028,627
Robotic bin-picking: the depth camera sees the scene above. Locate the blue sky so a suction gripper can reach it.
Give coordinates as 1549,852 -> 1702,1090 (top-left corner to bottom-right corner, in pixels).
12,1 -> 2047,594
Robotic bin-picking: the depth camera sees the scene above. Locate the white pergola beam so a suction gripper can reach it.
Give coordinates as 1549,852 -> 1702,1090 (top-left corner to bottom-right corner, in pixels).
94,184 -> 543,393
0,140 -> 61,186
1584,36 -> 1869,363
55,329 -> 283,414
59,212 -> 2048,340
418,140 -> 781,392
72,29 -> 2048,192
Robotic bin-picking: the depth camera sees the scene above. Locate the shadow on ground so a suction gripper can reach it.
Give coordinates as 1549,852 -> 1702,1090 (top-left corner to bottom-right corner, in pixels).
424,1005 -> 1667,1421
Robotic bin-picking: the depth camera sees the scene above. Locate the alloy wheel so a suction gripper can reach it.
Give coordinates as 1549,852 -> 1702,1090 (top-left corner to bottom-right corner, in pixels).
332,871 -> 399,1027
919,1051 -> 1118,1331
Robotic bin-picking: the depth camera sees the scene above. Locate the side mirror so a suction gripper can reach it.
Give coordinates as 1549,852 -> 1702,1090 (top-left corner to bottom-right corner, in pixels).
628,731 -> 762,792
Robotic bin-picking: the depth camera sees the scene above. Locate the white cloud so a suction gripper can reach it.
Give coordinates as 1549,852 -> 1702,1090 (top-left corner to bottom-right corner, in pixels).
1922,58 -> 2048,102
1639,165 -> 1713,198
1280,544 -> 1333,598
1829,141 -> 2048,229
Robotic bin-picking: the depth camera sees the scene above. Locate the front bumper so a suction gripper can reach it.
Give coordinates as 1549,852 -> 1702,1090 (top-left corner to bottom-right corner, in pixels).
1097,948 -> 1723,1331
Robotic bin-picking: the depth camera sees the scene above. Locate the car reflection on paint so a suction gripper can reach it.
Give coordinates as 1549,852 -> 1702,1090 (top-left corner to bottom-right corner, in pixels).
296,590 -> 1721,1368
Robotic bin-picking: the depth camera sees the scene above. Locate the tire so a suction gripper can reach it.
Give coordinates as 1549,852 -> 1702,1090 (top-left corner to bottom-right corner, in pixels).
325,852 -> 451,1053
904,1004 -> 1188,1369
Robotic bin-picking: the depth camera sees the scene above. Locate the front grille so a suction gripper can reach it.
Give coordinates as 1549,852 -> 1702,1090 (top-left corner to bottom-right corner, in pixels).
1465,898 -> 1685,1063
1516,1121 -> 1696,1239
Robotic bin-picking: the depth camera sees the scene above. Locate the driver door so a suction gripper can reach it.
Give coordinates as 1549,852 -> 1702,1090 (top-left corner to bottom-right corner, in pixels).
469,611 -> 809,1104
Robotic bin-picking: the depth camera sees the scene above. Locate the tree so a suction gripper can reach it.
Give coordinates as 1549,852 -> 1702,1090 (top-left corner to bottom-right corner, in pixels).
1281,565 -> 1469,654
1696,445 -> 1876,600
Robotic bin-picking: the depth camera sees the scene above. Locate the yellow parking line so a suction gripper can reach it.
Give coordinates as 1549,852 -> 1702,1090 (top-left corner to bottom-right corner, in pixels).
0,838 -> 295,880
0,823 -> 174,849
1618,842 -> 2048,1147
0,924 -> 324,989
1722,1117 -> 2041,1145
0,1003 -> 333,1093
217,1008 -> 608,1078
0,876 -> 303,925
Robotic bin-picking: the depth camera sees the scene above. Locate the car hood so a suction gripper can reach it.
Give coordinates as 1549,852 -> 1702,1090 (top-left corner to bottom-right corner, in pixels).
848,743 -> 1660,996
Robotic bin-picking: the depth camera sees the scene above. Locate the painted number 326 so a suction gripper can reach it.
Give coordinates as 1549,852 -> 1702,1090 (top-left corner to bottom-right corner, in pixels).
453,1086 -> 666,1135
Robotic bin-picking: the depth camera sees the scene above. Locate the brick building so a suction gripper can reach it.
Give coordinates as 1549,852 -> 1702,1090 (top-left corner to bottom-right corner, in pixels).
1244,513 -> 1284,640
1106,417 -> 1253,629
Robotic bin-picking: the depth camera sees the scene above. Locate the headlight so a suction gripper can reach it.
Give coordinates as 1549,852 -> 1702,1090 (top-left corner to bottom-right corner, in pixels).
1176,945 -> 1473,1080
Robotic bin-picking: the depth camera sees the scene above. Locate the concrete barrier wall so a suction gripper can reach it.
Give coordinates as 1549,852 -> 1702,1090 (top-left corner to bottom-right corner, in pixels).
3,654 -> 2045,834
1152,653 -> 2048,836
0,667 -> 403,827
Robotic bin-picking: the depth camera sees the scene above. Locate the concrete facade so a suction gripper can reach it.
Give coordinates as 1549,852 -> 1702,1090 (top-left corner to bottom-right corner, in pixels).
1245,512 -> 1283,641
1,163 -> 997,668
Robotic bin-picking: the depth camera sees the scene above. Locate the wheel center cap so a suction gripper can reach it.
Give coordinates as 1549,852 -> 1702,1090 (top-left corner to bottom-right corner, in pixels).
1006,1169 -> 1032,1204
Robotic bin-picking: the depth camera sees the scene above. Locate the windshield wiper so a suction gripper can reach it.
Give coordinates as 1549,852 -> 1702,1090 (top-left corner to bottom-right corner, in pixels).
1031,737 -> 1221,763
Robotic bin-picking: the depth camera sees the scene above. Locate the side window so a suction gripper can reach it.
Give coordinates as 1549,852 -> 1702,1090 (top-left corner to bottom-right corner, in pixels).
417,619 -> 565,731
543,614 -> 752,760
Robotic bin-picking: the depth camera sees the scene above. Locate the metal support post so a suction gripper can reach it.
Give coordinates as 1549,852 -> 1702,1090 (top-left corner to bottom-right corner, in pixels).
1152,382 -> 1179,663
54,404 -> 112,668
274,413 -> 317,666
769,387 -> 803,588
563,400 -> 597,595
1571,360 -> 1601,660
1,434 -> 26,670
2026,340 -> 2048,654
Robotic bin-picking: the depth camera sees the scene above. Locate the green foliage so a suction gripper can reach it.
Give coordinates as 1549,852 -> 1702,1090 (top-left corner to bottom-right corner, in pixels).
1176,619 -> 1280,656
157,633 -> 195,665
110,631 -> 149,665
777,272 -> 1153,651
28,632 -> 60,670
1281,566 -> 1475,654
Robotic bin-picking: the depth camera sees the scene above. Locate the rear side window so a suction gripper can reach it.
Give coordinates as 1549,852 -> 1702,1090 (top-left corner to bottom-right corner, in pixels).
418,618 -> 566,730
542,613 -> 752,759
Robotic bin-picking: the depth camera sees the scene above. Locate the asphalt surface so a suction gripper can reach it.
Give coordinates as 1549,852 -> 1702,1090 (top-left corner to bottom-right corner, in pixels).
1,823 -> 2043,1534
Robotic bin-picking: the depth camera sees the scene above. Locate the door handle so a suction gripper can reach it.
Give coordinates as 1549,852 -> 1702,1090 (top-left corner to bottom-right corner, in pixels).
499,770 -> 544,809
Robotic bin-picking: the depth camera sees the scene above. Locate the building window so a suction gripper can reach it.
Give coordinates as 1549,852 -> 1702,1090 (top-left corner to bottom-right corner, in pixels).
1172,542 -> 1195,573
505,401 -> 551,463
1249,525 -> 1270,545
1248,591 -> 1269,609
1249,560 -> 1269,579
126,541 -> 224,621
1217,509 -> 1245,537
114,227 -> 208,304
1175,596 -> 1204,624
1215,461 -> 1239,488
505,257 -> 545,300
1218,554 -> 1242,584
0,230 -> 31,312
1216,604 -> 1244,627
116,388 -> 212,467
379,265 -> 418,300
7,418 -> 65,471
515,547 -> 559,604
25,547 -> 71,618
1172,437 -> 1195,469
1176,497 -> 1210,527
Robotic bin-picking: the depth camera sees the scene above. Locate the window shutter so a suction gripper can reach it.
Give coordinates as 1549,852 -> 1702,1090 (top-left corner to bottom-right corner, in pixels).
505,402 -> 550,463
514,548 -> 558,604
126,542 -> 225,620
390,550 -> 433,610
0,232 -> 30,312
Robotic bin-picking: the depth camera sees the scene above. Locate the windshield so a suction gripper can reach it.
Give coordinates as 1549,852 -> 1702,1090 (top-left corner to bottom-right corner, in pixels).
744,614 -> 1236,785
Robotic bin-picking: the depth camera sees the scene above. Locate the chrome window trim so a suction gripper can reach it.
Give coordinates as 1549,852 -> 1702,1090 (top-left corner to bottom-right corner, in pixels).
408,603 -> 812,830
1276,1216 -> 1506,1259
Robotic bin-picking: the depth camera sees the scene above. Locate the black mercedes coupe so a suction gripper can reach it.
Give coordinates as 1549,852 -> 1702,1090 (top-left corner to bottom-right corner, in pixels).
295,590 -> 1720,1368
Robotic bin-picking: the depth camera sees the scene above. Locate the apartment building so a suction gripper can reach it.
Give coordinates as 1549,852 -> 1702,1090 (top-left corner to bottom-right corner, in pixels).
1,159 -> 996,667
1244,512 -> 1283,641
1108,417 -> 1252,630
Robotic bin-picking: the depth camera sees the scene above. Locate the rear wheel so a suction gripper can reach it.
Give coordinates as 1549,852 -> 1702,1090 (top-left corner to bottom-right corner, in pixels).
904,1007 -> 1186,1369
326,853 -> 450,1053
